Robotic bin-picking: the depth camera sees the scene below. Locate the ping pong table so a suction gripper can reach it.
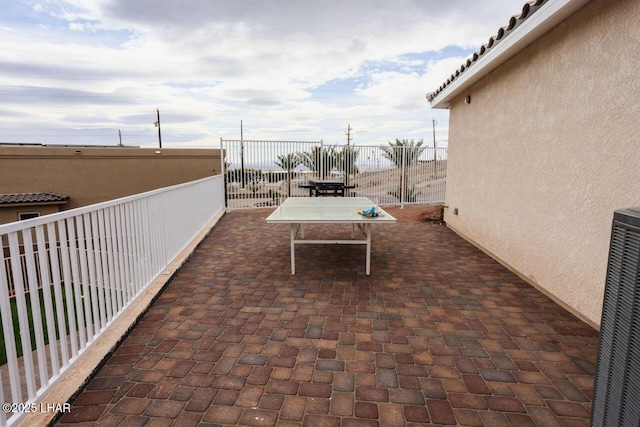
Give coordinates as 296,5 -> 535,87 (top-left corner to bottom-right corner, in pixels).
266,197 -> 396,275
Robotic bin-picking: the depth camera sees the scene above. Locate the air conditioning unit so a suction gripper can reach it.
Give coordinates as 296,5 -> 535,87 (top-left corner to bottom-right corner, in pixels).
591,208 -> 640,427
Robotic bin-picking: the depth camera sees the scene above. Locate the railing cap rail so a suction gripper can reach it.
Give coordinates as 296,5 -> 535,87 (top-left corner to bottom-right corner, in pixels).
0,175 -> 222,235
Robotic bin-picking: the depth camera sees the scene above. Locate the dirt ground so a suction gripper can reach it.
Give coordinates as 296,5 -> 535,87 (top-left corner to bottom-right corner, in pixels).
381,204 -> 443,223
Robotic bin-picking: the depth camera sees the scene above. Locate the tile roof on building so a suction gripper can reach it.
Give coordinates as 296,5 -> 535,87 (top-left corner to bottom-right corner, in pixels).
0,192 -> 70,205
427,0 -> 547,102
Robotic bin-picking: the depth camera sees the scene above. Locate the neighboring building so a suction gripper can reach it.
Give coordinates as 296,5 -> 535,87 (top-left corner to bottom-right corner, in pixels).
428,0 -> 640,327
0,144 -> 223,224
0,192 -> 69,224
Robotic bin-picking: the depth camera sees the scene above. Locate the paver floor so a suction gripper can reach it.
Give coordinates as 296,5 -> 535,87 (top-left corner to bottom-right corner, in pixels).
55,207 -> 599,426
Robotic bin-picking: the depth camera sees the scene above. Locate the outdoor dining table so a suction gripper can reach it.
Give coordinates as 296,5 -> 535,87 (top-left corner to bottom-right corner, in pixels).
298,179 -> 355,197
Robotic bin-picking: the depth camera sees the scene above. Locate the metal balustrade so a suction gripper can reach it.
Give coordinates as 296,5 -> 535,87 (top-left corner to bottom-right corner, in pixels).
221,139 -> 447,210
0,175 -> 225,426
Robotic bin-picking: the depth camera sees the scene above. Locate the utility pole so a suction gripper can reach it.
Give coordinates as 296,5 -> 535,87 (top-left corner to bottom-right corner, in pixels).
154,108 -> 162,148
240,120 -> 245,189
345,124 -> 352,189
345,123 -> 352,146
432,119 -> 437,164
118,129 -> 123,147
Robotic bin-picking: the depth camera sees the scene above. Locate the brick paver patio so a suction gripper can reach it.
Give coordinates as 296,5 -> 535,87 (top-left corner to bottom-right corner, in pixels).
55,207 -> 599,426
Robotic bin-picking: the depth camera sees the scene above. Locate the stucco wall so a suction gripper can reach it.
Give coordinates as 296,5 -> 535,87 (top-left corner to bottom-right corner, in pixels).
0,204 -> 62,225
443,0 -> 640,326
0,146 -> 223,211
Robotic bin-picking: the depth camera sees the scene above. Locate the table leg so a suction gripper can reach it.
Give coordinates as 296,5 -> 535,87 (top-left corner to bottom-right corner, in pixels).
365,224 -> 371,275
290,223 -> 297,275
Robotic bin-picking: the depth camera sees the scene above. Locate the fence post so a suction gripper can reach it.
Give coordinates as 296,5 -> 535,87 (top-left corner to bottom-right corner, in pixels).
400,146 -> 406,209
319,140 -> 324,180
220,138 -> 228,209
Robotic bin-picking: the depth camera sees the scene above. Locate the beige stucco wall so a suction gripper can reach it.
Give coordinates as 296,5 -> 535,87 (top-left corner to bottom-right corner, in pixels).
0,146 -> 223,211
443,0 -> 640,327
0,204 -> 63,225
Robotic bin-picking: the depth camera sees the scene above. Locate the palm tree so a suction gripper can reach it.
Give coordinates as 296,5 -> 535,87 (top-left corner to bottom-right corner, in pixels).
297,146 -> 338,180
337,146 -> 360,176
274,153 -> 301,197
379,139 -> 426,202
336,146 -> 359,194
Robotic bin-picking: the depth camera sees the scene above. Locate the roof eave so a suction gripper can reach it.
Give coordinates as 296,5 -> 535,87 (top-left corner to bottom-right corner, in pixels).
0,200 -> 69,208
428,0 -> 591,109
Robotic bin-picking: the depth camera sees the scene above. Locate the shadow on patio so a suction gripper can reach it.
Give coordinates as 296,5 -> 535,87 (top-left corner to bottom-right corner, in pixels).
55,207 -> 599,426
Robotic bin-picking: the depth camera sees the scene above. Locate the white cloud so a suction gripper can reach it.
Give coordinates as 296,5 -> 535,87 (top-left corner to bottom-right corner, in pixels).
0,0 -> 528,147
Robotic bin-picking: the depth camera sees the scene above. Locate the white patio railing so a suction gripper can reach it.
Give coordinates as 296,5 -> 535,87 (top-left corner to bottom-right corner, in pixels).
221,139 -> 447,210
0,175 -> 225,426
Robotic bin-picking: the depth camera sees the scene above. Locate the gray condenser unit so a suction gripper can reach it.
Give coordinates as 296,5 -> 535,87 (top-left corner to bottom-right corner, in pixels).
591,208 -> 640,427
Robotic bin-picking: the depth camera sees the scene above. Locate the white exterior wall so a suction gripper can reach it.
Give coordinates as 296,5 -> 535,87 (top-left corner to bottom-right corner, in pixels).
443,0 -> 640,326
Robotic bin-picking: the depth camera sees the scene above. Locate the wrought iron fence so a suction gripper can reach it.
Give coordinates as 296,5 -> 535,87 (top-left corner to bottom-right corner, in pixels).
220,139 -> 447,210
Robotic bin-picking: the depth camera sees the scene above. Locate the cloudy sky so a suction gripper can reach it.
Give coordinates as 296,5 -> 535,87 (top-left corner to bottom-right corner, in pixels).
0,0 -> 526,148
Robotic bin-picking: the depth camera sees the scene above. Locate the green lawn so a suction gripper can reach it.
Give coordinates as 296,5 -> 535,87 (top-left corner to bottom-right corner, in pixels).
1,283 -> 126,366
0,284 -> 100,366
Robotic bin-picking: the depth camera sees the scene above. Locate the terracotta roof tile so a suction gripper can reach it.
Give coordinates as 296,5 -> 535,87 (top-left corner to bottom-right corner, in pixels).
428,0 -> 547,102
0,192 -> 70,205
